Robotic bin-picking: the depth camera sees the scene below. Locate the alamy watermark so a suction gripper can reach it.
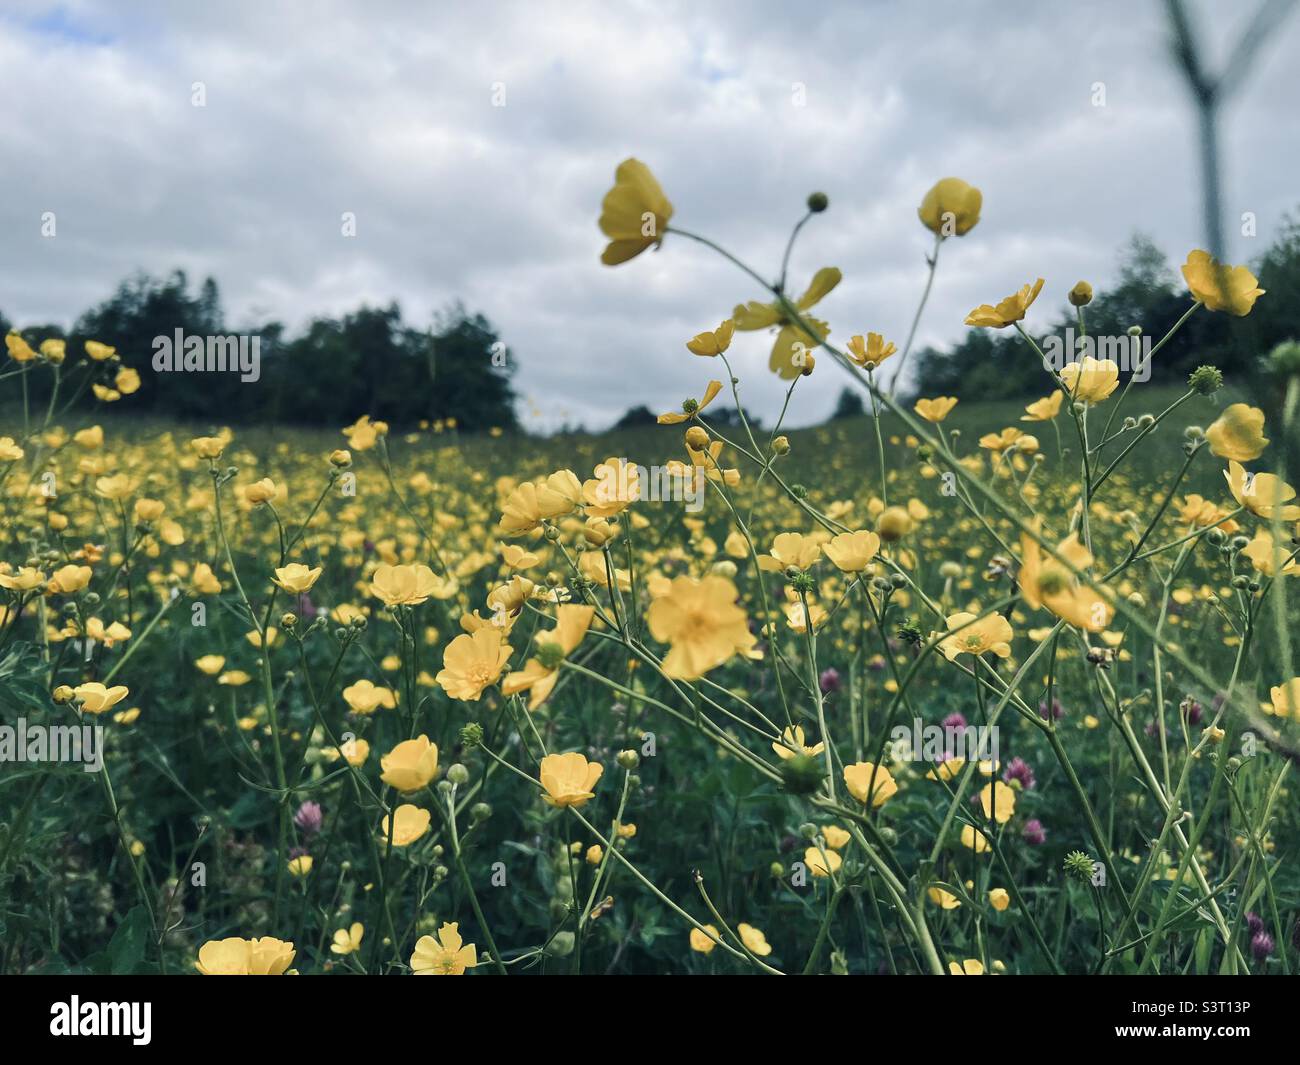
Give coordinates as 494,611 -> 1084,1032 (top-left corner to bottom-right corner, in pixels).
152,329 -> 261,382
891,716 -> 1000,768
1041,327 -> 1151,382
0,718 -> 104,772
590,458 -> 706,514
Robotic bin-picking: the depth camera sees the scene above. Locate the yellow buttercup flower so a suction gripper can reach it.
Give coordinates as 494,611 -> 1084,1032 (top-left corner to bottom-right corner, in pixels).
1242,529 -> 1299,577
85,340 -> 117,361
646,575 -> 755,679
1269,679 -> 1300,719
658,379 -> 723,425
918,177 -> 982,237
689,924 -> 721,954
756,531 -> 821,572
733,267 -> 840,380
0,566 -> 45,591
94,474 -> 133,501
686,318 -> 735,357
196,936 -> 295,975
502,604 -> 595,709
436,627 -> 512,700
936,611 -> 1014,661
846,332 -> 896,370
539,751 -> 603,808
73,682 -> 130,714
929,886 -> 961,910
370,563 -> 439,606
598,158 -> 674,265
287,855 -> 313,877
411,922 -> 478,975
949,958 -> 984,975
1021,392 -> 1063,421
805,846 -> 842,877
1206,403 -> 1268,462
331,923 -> 365,956
842,762 -> 898,808
342,678 -> 397,713
822,529 -> 880,573
914,396 -> 958,422
822,825 -> 851,850
979,782 -> 1016,824
497,470 -> 583,534
965,278 -> 1044,328
380,735 -> 439,793
1225,461 -> 1300,521
1060,357 -> 1119,403
0,437 -> 25,462
5,331 -> 37,362
961,825 -> 990,853
272,563 -> 322,594
244,478 -> 278,505
1019,521 -> 1112,632
737,923 -> 772,956
772,725 -> 824,761
989,888 -> 1011,912
1181,249 -> 1264,316
382,804 -> 432,846
195,655 -> 226,675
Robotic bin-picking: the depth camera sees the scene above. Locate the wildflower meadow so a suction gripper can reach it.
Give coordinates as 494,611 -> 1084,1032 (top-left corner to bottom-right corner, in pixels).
1,2 -> 1298,1006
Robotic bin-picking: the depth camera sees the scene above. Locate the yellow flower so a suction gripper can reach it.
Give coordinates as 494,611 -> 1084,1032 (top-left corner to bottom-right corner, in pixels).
191,436 -> 225,459
805,846 -> 842,878
979,782 -> 1016,824
382,804 -> 432,846
331,923 -> 365,956
1181,249 -> 1264,315
965,278 -> 1044,328
272,563 -> 321,594
85,340 -> 117,361
1269,679 -> 1300,719
115,367 -> 141,394
1206,403 -> 1269,462
0,437 -> 25,462
978,427 -> 1037,455
961,825 -> 990,853
1242,529 -> 1299,577
1225,461 -> 1300,521
133,498 -> 165,523
73,682 -> 130,714
94,473 -> 133,500
499,543 -> 541,569
1021,392 -> 1063,421
949,958 -> 984,975
646,575 -> 755,679
686,318 -> 735,357
737,923 -> 772,956
842,762 -> 898,808
497,470 -> 583,534
771,725 -> 825,761
436,627 -> 512,700
585,844 -> 603,865
1060,357 -> 1119,403
1019,521 -> 1112,632
918,177 -> 982,237
370,563 -> 439,606
540,751 -> 604,808
0,566 -> 45,591
689,924 -> 721,954
733,267 -> 840,380
937,612 -> 1013,661
822,529 -> 880,573
502,604 -> 595,709
822,825 -> 851,850
244,478 -> 278,505
179,565 -> 216,598
846,332 -> 897,370
411,922 -> 478,975
989,888 -> 1011,912
195,655 -> 226,675
196,936 -> 295,975
929,886 -> 961,910
756,531 -> 821,572
5,331 -> 37,362
380,735 -> 439,793
914,396 -> 958,422
658,379 -> 723,425
287,855 -> 313,877
342,415 -> 385,451
342,678 -> 397,714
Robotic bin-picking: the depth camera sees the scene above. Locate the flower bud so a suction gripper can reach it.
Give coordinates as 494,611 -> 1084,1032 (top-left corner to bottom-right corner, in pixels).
1068,281 -> 1093,306
806,192 -> 829,213
772,435 -> 791,455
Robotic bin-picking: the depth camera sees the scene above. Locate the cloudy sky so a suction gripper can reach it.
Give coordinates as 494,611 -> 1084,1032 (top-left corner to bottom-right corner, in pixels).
2,0 -> 1297,431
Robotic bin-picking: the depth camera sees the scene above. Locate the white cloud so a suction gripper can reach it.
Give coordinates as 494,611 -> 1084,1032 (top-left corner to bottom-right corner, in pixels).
1,0 -> 1296,430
